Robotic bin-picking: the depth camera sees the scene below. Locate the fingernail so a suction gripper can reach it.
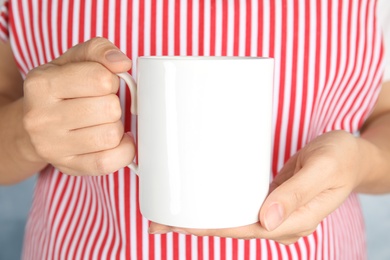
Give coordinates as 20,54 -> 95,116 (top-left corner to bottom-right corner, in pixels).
105,50 -> 130,62
264,203 -> 284,231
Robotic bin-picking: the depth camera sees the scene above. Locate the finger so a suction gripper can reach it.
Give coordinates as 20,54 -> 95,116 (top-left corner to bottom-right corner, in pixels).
63,121 -> 124,156
51,62 -> 121,99
259,159 -> 332,231
269,152 -> 299,193
52,94 -> 122,129
148,222 -> 173,235
51,37 -> 132,74
63,132 -> 136,176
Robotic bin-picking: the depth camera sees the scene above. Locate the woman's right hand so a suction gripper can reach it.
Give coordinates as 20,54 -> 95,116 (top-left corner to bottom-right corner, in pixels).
23,37 -> 136,176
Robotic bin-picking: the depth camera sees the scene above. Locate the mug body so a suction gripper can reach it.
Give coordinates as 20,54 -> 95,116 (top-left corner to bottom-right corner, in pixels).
136,57 -> 273,228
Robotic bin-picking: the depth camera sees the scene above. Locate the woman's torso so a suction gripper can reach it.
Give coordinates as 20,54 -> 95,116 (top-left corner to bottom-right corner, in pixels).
0,0 -> 384,259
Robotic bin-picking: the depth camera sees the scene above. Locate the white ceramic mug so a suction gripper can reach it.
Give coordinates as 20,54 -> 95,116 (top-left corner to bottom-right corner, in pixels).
118,56 -> 274,229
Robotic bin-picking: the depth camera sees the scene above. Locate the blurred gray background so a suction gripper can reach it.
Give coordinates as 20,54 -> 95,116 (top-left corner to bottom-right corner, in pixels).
1,0 -> 390,259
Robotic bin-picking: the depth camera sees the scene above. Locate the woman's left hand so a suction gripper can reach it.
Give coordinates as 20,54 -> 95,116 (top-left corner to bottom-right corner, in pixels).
148,130 -> 369,244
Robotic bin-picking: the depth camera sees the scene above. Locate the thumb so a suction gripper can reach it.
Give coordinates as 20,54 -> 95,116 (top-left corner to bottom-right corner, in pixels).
259,163 -> 329,231
51,37 -> 132,73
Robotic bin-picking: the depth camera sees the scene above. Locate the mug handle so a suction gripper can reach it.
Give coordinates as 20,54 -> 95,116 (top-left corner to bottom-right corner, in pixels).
117,72 -> 139,174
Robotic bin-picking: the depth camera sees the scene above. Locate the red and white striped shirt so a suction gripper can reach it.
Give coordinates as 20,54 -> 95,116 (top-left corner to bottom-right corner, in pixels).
0,0 -> 385,259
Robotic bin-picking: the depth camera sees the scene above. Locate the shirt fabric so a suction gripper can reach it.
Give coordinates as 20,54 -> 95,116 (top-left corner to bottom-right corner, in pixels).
0,0 -> 385,259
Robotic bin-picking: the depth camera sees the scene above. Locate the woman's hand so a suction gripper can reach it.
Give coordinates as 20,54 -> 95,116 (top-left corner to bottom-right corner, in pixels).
149,130 -> 369,244
23,37 -> 136,176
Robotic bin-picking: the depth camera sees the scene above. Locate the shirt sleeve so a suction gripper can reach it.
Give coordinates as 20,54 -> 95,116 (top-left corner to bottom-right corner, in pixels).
378,0 -> 390,82
0,0 -> 9,42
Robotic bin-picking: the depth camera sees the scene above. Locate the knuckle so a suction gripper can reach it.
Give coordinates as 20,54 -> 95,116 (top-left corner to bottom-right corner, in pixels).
98,123 -> 123,149
85,37 -> 111,57
104,95 -> 122,120
93,154 -> 111,175
93,66 -> 117,94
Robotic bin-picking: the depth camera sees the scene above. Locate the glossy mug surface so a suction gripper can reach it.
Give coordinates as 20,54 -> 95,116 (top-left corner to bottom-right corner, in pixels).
119,56 -> 274,229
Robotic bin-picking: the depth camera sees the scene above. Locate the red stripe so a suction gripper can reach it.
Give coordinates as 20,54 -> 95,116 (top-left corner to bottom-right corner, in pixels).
102,0 -> 109,39
186,0 -> 193,55
244,240 -> 250,259
138,0 -> 145,56
221,1 -> 228,56
185,235 -> 192,259
56,0 -> 62,55
198,0 -> 204,55
197,236 -> 203,260
67,0 -> 74,49
78,0 -> 85,42
162,0 -> 168,55
233,0 -> 239,56
161,235 -> 167,260
173,233 -> 179,260
209,0 -> 216,56
90,0 -> 97,38
245,0 -> 251,56
149,232 -> 155,260
220,238 -> 226,259
257,1 -> 263,56
208,237 -> 214,260
174,0 -> 180,55
150,0 -> 157,55
232,239 -> 238,260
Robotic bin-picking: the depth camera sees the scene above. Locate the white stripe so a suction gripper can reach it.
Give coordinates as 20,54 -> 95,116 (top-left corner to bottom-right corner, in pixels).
144,0 -> 152,55
260,239 -> 267,259
142,217 -> 149,260
167,233 -> 173,260
226,238 -> 233,260
84,0 -> 92,40
61,0 -> 69,54
108,0 -> 116,42
237,239 -> 244,260
51,0 -> 60,57
249,239 -> 256,260
32,1 -> 44,65
191,235 -> 198,260
227,0 -> 234,56
250,0 -> 258,57
155,235 -> 161,260
180,0 -> 187,55
238,0 -> 246,56
262,1 -> 270,57
203,236 -> 209,260
204,0 -> 211,56
168,0 -> 175,55
96,0 -> 104,36
192,0 -> 199,55
179,234 -> 186,260
71,0 -> 80,45
156,0 -> 163,55
215,0 -> 222,56
214,237 -> 221,260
